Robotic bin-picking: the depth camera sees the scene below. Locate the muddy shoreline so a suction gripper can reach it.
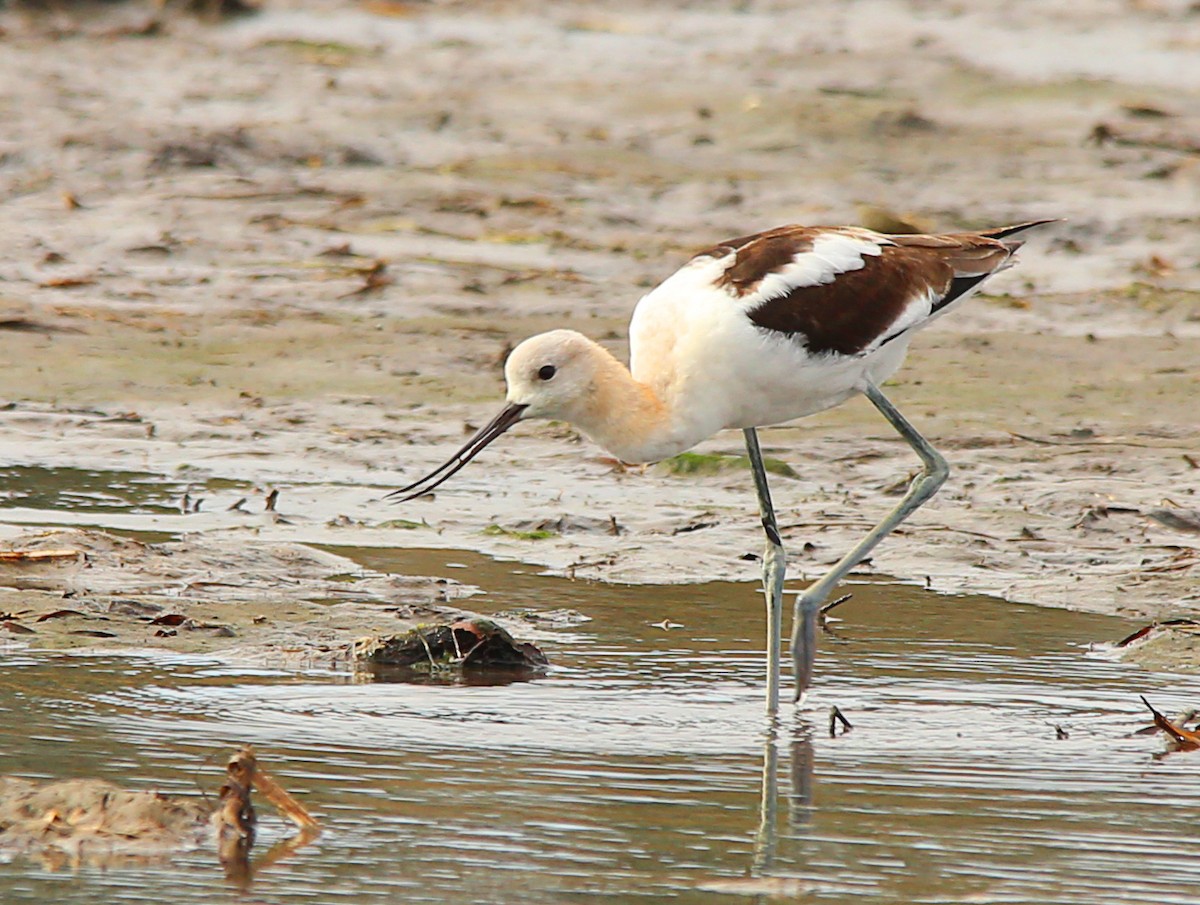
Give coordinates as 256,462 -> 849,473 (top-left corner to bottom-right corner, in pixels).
0,0 -> 1197,670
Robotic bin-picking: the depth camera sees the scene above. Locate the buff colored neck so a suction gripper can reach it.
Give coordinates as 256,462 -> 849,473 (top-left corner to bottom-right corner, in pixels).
570,343 -> 685,465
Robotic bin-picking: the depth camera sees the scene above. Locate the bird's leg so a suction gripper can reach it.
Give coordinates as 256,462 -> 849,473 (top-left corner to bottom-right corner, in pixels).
791,382 -> 949,702
743,428 -> 785,716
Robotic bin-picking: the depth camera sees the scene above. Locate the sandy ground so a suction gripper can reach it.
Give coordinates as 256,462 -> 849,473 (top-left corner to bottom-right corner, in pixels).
0,0 -> 1198,666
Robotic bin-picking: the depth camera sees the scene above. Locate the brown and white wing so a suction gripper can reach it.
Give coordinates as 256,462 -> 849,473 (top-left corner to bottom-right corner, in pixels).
697,220 -> 1053,357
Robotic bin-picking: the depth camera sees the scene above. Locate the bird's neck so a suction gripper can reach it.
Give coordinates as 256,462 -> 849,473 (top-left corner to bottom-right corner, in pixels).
571,345 -> 693,465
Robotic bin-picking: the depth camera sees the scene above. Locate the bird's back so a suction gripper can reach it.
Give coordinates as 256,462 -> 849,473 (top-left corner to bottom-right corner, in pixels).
629,220 -> 1053,434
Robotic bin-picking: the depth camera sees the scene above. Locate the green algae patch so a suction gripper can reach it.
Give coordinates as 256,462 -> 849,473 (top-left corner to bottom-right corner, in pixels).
482,524 -> 557,541
377,518 -> 428,530
656,452 -> 798,479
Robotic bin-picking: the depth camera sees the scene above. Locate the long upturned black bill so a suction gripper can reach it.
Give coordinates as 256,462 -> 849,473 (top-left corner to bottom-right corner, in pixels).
386,402 -> 528,503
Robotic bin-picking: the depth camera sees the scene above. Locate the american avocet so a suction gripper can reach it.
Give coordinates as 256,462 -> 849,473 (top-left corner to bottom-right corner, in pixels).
390,219 -> 1054,713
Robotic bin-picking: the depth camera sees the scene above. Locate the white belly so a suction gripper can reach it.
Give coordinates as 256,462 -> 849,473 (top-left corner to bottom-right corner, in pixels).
716,334 -> 911,430
639,310 -> 912,445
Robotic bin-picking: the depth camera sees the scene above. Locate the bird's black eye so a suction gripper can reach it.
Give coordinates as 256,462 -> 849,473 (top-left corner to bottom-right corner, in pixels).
538,364 -> 557,381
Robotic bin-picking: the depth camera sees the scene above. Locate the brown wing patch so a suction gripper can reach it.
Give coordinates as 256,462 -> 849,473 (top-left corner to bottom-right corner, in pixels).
693,226 -> 818,297
746,245 -> 952,356
746,233 -> 1015,356
691,222 -> 1047,356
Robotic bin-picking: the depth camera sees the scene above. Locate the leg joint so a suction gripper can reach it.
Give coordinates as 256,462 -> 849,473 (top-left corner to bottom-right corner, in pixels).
930,455 -> 950,486
762,519 -> 783,548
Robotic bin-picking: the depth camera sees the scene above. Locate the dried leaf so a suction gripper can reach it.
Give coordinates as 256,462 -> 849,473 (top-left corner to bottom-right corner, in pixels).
1146,507 -> 1200,534
38,275 -> 96,289
1122,103 -> 1175,119
249,765 -> 319,830
338,259 -> 392,298
2,621 -> 35,634
1141,695 -> 1200,750
1117,623 -> 1157,647
360,0 -> 421,16
318,242 -> 359,257
35,609 -> 87,622
672,520 -> 718,535
1116,618 -> 1200,647
0,318 -> 68,335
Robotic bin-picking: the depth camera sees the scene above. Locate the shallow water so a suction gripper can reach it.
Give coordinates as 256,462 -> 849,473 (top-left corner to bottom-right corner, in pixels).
0,465 -> 252,517
2,545 -> 1199,904
0,465 -> 187,515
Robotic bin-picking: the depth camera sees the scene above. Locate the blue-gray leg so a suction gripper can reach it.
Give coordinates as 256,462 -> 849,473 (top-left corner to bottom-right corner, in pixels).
791,382 -> 950,702
743,427 -> 785,716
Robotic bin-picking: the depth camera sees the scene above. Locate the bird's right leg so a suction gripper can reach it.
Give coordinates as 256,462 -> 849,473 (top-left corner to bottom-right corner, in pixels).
743,428 -> 785,716
790,381 -> 949,702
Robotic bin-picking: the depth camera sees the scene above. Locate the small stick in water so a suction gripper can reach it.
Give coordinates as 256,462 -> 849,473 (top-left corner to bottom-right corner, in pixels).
829,705 -> 853,737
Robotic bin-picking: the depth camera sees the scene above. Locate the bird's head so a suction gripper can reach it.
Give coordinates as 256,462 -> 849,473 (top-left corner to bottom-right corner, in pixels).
502,329 -> 600,423
386,329 -> 605,503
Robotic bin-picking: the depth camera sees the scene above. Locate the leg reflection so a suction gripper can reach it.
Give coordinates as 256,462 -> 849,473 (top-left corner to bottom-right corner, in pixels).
752,717 -> 817,879
789,721 -> 815,830
752,717 -> 780,875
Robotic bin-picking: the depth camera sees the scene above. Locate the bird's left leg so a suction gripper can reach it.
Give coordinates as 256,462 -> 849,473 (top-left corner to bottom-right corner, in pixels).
743,428 -> 785,716
790,381 -> 949,702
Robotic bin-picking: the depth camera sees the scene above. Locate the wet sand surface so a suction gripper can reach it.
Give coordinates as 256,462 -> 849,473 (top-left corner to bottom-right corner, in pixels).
0,2 -> 1197,673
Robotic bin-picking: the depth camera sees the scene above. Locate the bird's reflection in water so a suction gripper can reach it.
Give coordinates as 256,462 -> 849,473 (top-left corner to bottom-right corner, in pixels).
752,718 -> 781,875
751,717 -> 816,879
789,720 -> 816,827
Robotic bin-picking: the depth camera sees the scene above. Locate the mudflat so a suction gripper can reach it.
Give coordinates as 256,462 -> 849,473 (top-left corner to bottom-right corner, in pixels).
0,0 -> 1197,667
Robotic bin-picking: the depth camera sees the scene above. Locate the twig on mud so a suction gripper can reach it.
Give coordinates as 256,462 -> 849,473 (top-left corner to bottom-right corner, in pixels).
172,186 -> 360,203
907,525 -> 1005,542
1008,430 -> 1185,450
417,631 -> 439,671
338,260 -> 392,298
0,548 -> 80,562
778,518 -> 876,531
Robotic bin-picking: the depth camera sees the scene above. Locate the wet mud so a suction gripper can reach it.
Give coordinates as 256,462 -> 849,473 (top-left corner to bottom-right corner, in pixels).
0,527 -> 481,668
0,0 -> 1197,675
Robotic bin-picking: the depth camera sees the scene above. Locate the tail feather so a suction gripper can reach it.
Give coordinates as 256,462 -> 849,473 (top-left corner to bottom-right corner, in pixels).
979,218 -> 1061,243
930,219 -> 1058,316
